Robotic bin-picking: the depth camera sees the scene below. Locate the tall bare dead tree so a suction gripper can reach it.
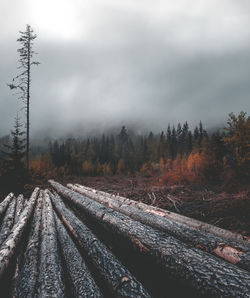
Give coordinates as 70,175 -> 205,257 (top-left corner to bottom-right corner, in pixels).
8,24 -> 39,170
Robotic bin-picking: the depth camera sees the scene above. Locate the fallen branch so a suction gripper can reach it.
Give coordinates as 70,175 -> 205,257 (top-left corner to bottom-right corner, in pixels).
166,194 -> 181,212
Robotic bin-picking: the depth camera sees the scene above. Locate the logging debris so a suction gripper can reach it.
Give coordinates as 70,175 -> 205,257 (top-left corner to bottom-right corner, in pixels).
0,181 -> 249,298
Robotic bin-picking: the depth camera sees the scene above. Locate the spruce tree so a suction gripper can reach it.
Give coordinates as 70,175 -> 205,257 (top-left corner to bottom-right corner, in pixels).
8,24 -> 39,170
2,115 -> 26,170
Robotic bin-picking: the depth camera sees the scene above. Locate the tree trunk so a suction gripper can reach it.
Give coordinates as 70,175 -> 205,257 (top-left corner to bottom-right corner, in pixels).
71,183 -> 250,244
0,193 -> 14,218
0,188 -> 39,278
48,190 -> 152,298
26,30 -> 30,171
54,211 -> 103,298
50,181 -> 250,298
13,195 -> 25,225
0,198 -> 17,246
37,191 -> 66,297
68,184 -> 250,271
11,193 -> 43,298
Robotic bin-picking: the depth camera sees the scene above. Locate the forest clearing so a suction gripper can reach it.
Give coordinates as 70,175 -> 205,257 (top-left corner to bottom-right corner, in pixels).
1,1 -> 250,297
0,180 -> 250,297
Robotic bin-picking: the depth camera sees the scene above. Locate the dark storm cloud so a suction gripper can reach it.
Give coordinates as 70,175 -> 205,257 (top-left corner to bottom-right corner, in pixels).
0,0 -> 250,137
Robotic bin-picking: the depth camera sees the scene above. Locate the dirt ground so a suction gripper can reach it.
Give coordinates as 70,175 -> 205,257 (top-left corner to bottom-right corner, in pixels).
67,175 -> 250,237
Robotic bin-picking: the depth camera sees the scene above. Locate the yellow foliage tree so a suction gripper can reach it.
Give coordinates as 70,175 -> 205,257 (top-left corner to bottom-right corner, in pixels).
117,158 -> 126,174
223,112 -> 250,166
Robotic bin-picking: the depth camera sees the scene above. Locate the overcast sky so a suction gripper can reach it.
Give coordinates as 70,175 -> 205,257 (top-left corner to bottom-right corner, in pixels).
0,0 -> 249,137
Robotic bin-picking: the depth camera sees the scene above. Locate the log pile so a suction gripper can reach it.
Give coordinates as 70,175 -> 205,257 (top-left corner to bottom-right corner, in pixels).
0,181 -> 249,297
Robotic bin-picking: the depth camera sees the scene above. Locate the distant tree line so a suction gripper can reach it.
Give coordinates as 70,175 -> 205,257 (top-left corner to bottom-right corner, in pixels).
25,112 -> 249,190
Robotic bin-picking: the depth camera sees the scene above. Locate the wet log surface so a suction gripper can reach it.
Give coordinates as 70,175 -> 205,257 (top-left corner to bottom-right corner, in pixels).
0,193 -> 14,219
69,183 -> 250,243
49,190 -> 151,298
68,183 -> 250,272
54,210 -> 103,298
1,180 -> 250,297
11,193 -> 43,298
37,191 -> 66,298
50,180 -> 250,298
0,199 -> 17,247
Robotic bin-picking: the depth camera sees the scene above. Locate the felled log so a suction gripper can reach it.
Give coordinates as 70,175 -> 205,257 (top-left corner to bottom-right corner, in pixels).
13,195 -> 25,225
54,210 -> 103,298
0,188 -> 39,279
0,198 -> 17,246
11,194 -> 26,296
48,190 -> 152,298
0,193 -> 14,218
37,191 -> 66,298
68,183 -> 250,271
70,183 -> 250,244
11,192 -> 43,298
76,183 -> 250,243
50,180 -> 250,298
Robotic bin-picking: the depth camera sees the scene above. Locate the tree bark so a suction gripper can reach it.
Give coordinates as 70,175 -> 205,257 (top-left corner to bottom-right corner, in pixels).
26,28 -> 31,170
50,181 -> 250,298
71,183 -> 250,244
13,194 -> 25,225
54,210 -> 103,298
11,193 -> 43,298
37,191 -> 66,298
48,190 -> 152,298
0,193 -> 14,218
0,198 -> 17,246
68,184 -> 250,271
0,188 -> 39,278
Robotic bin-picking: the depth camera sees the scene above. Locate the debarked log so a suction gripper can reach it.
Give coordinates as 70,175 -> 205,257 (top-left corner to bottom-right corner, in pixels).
0,187 -> 39,279
53,209 -> 103,298
68,184 -> 250,271
50,181 -> 250,298
11,192 -> 43,298
71,183 -> 250,244
0,197 -> 17,246
48,190 -> 152,298
0,193 -> 14,218
37,191 -> 66,298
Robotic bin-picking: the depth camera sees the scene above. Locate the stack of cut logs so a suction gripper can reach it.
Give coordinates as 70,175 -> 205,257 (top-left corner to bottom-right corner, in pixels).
0,181 -> 249,297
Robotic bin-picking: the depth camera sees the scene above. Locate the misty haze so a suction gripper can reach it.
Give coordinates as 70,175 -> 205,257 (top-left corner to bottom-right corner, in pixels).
1,1 -> 249,138
0,1 -> 250,298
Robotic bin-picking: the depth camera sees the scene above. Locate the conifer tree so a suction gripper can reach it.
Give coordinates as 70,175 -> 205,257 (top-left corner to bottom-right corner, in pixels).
8,25 -> 39,170
3,115 -> 26,170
